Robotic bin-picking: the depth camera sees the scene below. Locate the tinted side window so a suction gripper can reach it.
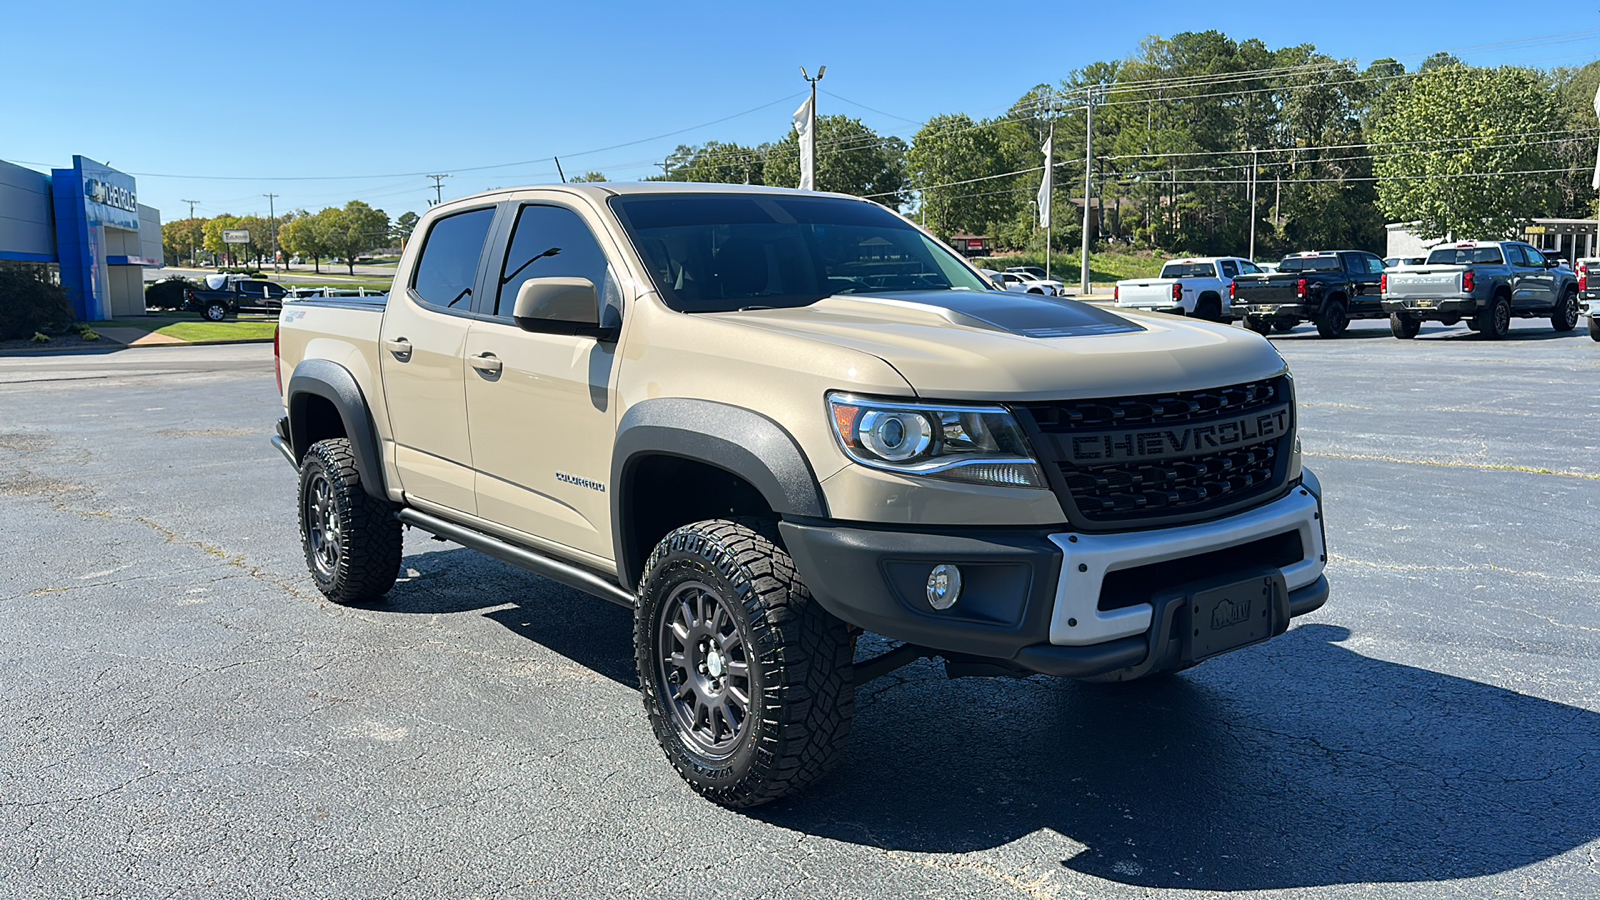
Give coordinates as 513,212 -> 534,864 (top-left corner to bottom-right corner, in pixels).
412,208 -> 495,310
1504,244 -> 1527,266
1366,256 -> 1386,275
1522,245 -> 1546,267
1219,260 -> 1239,278
1239,260 -> 1262,275
497,205 -> 612,317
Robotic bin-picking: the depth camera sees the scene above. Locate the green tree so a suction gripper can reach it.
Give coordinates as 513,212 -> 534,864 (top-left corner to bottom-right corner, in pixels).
202,214 -> 242,266
317,201 -> 391,275
1372,65 -> 1563,239
280,211 -> 330,274
656,142 -> 765,184
907,113 -> 1018,239
762,115 -> 908,204
569,171 -> 608,183
161,217 -> 206,266
392,211 -> 420,247
1548,60 -> 1600,219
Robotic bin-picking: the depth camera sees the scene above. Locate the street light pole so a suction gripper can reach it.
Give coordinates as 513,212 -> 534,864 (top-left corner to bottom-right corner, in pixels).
264,193 -> 279,271
800,65 -> 825,190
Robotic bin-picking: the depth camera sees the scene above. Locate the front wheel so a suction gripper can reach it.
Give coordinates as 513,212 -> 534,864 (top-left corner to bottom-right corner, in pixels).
1552,289 -> 1580,332
1390,312 -> 1421,340
636,519 -> 855,808
298,438 -> 401,604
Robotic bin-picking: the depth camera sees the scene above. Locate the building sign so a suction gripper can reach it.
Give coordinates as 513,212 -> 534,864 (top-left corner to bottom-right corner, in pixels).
1525,225 -> 1548,234
86,179 -> 137,213
222,229 -> 251,244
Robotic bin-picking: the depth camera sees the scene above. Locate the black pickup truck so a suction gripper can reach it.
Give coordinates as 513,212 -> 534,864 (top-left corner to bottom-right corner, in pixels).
1230,250 -> 1386,338
184,278 -> 288,321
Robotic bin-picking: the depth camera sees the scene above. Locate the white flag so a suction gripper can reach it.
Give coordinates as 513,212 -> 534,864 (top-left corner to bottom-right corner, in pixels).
1590,84 -> 1600,190
1037,135 -> 1053,228
793,95 -> 815,191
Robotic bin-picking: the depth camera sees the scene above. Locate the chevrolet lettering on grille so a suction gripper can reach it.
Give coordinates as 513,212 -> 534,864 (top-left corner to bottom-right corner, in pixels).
1065,404 -> 1290,464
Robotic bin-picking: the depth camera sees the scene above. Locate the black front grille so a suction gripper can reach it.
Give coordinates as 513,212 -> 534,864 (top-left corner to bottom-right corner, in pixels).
1020,376 -> 1293,529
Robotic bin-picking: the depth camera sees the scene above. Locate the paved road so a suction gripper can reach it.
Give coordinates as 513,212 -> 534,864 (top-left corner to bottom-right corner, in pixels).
2,320 -> 1598,898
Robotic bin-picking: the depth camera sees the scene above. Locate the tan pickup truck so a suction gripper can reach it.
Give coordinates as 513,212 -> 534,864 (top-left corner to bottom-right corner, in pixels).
272,183 -> 1329,807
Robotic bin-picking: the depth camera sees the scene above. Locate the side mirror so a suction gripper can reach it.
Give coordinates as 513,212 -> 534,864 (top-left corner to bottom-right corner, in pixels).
512,277 -> 617,340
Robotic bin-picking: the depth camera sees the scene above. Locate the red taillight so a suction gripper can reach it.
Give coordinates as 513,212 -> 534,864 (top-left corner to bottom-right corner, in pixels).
1296,278 -> 1308,298
1171,282 -> 1183,301
1380,273 -> 1387,294
1230,281 -> 1237,300
1462,271 -> 1475,292
273,325 -> 282,395
1582,274 -> 1589,293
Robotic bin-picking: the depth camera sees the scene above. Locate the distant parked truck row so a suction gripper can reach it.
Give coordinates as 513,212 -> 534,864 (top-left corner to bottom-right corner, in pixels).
1109,244 -> 1596,342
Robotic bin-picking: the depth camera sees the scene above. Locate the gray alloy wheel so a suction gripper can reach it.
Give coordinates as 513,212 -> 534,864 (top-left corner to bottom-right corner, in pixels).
656,580 -> 753,759
204,301 -> 228,322
296,438 -> 402,604
1478,295 -> 1512,340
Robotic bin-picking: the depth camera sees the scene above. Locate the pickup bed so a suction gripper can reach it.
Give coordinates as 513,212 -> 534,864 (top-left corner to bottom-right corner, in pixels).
1381,241 -> 1581,340
272,183 -> 1328,807
1113,257 -> 1258,321
1230,250 -> 1386,338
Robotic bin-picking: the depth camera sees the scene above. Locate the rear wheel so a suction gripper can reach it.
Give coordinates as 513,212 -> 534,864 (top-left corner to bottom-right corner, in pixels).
298,438 -> 401,604
1315,299 -> 1349,338
636,519 -> 854,808
1552,289 -> 1580,332
1589,315 -> 1600,342
1272,320 -> 1296,333
1476,294 -> 1511,340
1389,312 -> 1421,340
1193,296 -> 1222,322
203,301 -> 228,322
1244,316 -> 1273,336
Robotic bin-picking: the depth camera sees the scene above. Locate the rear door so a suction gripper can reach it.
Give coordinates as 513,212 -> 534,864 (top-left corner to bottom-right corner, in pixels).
378,205 -> 499,514
462,197 -> 627,564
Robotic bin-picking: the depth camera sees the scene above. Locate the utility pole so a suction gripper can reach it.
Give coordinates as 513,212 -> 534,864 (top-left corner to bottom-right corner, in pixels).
1080,90 -> 1096,296
800,65 -> 825,190
427,174 -> 451,206
1273,173 -> 1281,230
1247,148 -> 1258,262
264,193 -> 279,271
181,199 -> 199,265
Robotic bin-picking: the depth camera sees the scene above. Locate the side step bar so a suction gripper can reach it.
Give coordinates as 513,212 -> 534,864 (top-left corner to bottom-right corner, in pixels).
396,508 -> 635,609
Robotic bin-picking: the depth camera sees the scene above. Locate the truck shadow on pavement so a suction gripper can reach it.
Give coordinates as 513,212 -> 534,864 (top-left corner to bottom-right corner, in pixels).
757,622 -> 1600,891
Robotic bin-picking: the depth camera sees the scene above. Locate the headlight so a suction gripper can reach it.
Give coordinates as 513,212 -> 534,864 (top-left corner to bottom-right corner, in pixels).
827,392 -> 1047,488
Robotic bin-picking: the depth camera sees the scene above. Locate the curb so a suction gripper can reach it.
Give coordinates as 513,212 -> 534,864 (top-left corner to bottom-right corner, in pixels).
0,337 -> 274,357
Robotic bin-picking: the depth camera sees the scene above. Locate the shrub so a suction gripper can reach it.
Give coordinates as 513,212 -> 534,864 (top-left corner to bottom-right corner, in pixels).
145,275 -> 199,310
0,264 -> 75,340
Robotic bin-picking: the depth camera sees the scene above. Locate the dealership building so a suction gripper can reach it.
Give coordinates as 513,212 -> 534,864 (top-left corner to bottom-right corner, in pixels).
0,155 -> 163,320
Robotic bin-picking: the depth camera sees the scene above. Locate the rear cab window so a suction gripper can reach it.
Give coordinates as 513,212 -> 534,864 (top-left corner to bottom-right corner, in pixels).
411,207 -> 497,311
1425,245 -> 1504,266
1159,262 -> 1216,278
1279,255 -> 1341,273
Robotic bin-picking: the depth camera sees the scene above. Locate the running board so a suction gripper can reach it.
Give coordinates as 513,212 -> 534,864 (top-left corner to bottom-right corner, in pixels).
396,508 -> 635,609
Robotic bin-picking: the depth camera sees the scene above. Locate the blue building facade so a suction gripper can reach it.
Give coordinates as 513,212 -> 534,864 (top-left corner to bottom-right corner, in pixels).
0,155 -> 162,320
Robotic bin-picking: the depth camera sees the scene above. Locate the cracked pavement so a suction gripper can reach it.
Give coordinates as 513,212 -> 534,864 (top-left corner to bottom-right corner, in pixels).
1,319 -> 1598,898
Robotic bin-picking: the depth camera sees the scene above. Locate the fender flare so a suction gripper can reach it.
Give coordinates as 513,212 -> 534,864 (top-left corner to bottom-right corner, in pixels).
285,359 -> 387,500
611,398 -> 827,590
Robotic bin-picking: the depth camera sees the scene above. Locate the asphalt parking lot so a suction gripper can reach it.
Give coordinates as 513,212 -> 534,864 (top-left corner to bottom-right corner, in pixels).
2,316 -> 1598,898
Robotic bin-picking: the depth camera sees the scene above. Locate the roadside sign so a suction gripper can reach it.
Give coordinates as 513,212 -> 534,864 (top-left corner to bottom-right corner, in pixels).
222,229 -> 251,244
1525,225 -> 1548,234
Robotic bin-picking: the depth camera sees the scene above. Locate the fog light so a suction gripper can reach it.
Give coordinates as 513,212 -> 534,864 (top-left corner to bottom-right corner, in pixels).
926,564 -> 962,610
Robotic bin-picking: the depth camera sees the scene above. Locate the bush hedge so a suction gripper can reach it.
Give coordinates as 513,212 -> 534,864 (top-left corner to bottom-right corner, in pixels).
0,264 -> 75,340
145,275 -> 199,310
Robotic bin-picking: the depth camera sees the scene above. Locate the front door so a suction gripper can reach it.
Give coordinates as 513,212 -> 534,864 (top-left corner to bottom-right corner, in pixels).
1515,244 -> 1556,309
378,205 -> 498,514
463,199 -> 626,564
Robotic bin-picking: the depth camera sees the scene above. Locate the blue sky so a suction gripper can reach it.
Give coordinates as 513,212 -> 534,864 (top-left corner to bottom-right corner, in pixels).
3,0 -> 1595,223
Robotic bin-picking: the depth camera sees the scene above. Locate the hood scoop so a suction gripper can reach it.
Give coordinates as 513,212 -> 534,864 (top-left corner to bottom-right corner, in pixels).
823,291 -> 1145,339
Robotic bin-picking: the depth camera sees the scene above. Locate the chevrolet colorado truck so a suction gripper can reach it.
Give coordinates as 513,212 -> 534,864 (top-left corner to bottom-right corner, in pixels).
271,183 -> 1329,807
1112,257 -> 1260,321
1230,250 -> 1386,338
1382,241 -> 1581,340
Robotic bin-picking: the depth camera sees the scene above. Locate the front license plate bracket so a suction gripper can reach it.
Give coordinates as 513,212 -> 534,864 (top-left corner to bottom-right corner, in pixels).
1180,570 -> 1290,662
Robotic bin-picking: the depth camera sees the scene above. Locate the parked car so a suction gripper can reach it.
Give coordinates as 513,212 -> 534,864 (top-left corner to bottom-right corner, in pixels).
1381,241 -> 1580,340
991,271 -> 1064,296
273,182 -> 1328,808
183,274 -> 288,320
1231,250 -> 1386,338
1113,257 -> 1261,321
1004,266 -> 1049,280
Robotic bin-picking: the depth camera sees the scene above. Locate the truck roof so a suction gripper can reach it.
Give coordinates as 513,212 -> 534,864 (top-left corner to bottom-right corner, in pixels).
440,181 -> 871,207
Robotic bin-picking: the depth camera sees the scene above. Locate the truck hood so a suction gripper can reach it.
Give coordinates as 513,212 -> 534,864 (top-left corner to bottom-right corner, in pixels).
709,290 -> 1286,401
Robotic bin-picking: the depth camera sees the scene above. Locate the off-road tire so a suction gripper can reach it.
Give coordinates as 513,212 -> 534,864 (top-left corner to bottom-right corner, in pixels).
1390,312 -> 1421,340
1314,299 -> 1349,338
298,438 -> 401,604
636,518 -> 854,808
1589,315 -> 1600,342
1552,288 -> 1580,332
203,301 -> 229,322
1476,294 -> 1512,340
1244,316 -> 1273,336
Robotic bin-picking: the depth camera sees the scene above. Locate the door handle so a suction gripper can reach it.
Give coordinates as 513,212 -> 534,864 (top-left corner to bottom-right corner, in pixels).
469,353 -> 503,376
384,338 -> 413,357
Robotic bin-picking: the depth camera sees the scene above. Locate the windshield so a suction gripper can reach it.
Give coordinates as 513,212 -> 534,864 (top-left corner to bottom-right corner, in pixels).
1159,262 -> 1215,278
1425,246 -> 1504,265
609,194 -> 990,312
1278,256 -> 1341,272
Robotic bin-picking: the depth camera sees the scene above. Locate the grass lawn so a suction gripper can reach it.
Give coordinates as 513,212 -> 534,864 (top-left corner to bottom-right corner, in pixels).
91,317 -> 278,343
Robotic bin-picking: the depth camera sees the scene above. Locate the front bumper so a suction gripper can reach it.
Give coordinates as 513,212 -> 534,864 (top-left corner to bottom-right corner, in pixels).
1382,296 -> 1481,318
780,469 -> 1329,679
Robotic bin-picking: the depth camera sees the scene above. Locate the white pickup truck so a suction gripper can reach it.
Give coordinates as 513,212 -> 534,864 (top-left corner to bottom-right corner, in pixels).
1114,257 -> 1262,321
